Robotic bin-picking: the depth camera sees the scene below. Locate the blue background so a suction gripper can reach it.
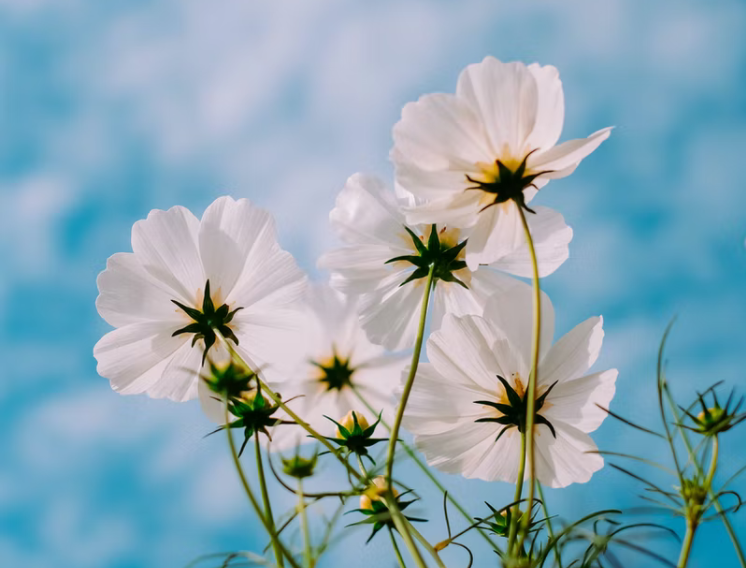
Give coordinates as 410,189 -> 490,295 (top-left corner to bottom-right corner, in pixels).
1,1 -> 745,566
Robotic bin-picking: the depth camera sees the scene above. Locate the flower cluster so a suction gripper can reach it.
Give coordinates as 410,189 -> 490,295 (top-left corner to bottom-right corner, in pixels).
97,57 -> 746,568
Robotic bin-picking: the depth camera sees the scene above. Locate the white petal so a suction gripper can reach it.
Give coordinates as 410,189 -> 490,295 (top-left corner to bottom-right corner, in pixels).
481,277 -> 555,362
529,127 -> 612,174
416,420 -> 522,481
131,205 -> 204,305
525,63 -> 565,151
198,372 -> 227,424
151,341 -> 203,401
94,321 -> 188,399
403,363 -> 493,435
393,93 -> 493,173
536,422 -> 604,488
328,173 -> 410,248
403,192 -> 482,228
456,57 -> 538,156
394,159 -> 475,199
465,203 -> 524,270
199,196 -> 277,302
430,269 -> 519,333
232,308 -> 307,383
543,369 -> 618,433
428,313 -> 527,393
318,245 -> 399,295
358,272 -> 426,351
96,253 -> 187,327
541,316 -> 604,386
490,206 -> 572,278
227,246 -> 306,321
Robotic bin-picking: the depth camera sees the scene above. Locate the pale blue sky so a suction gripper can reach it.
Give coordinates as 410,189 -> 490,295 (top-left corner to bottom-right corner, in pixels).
1,1 -> 746,567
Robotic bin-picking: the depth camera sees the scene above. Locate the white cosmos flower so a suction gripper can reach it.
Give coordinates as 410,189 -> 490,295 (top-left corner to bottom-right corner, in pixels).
392,56 -> 611,269
402,288 -> 617,488
317,173 -> 572,351
94,196 -> 307,402
289,283 -> 407,435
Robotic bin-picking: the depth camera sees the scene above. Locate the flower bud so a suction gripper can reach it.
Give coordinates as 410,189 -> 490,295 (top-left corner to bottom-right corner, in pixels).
336,410 -> 369,438
360,476 -> 398,510
281,452 -> 318,479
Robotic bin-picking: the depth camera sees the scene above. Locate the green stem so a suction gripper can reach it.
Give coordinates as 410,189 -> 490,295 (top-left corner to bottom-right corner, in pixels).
385,265 -> 436,485
351,385 -> 501,552
677,519 -> 696,568
255,434 -> 284,568
390,527 -> 408,568
298,479 -> 313,568
224,405 -> 301,568
382,265 -> 436,568
664,388 -> 746,567
515,206 -> 542,552
536,481 -> 563,568
705,436 -> 719,491
507,429 -> 527,552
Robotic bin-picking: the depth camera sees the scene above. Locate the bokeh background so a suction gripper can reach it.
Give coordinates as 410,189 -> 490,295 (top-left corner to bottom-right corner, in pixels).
2,0 -> 746,566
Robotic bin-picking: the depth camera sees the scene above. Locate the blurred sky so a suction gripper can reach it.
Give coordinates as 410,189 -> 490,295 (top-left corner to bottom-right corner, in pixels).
1,0 -> 746,567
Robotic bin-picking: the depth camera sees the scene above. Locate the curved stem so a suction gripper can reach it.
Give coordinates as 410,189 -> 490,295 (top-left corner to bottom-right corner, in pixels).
677,519 -> 696,568
298,479 -> 313,568
536,481 -> 562,568
224,404 -> 301,568
705,436 -> 719,492
515,206 -> 542,551
255,432 -> 284,567
390,526 -> 408,568
407,519 -> 447,568
385,265 -> 436,485
382,265 -> 436,568
507,430 -> 527,552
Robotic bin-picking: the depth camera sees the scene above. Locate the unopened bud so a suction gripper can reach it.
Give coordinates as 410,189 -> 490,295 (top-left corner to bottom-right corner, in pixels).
360,476 -> 398,510
336,410 -> 369,437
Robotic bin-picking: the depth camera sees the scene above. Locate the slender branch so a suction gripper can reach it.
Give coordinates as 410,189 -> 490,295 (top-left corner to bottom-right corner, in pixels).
536,481 -> 563,568
677,519 -> 696,568
385,265 -> 436,485
507,430 -> 527,551
223,404 -> 301,568
390,526 -> 409,568
383,264 -> 436,568
516,206 -> 542,552
298,479 -> 313,568
255,430 -> 284,567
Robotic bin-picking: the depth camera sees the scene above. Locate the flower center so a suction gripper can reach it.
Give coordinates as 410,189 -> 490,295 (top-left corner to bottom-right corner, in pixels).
171,279 -> 244,363
465,150 -> 551,215
474,374 -> 558,441
386,224 -> 470,289
313,351 -> 355,391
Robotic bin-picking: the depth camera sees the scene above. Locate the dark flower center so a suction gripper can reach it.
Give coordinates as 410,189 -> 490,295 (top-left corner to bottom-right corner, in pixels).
313,352 -> 355,391
385,224 -> 469,289
465,150 -> 552,215
474,374 -> 558,441
171,279 -> 243,363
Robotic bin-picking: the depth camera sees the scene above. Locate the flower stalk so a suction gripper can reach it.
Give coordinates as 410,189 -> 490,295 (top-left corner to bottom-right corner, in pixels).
514,205 -> 542,554
298,479 -> 313,568
255,434 -> 284,568
224,404 -> 300,568
382,264 -> 436,568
